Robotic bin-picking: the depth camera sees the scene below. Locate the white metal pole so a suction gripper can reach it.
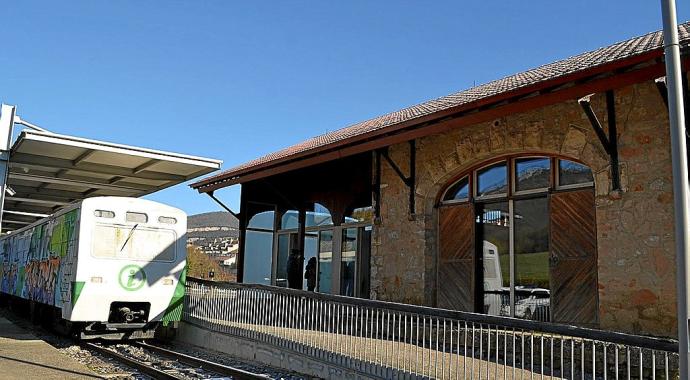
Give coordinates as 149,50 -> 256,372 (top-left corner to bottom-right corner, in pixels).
660,0 -> 690,377
0,104 -> 16,233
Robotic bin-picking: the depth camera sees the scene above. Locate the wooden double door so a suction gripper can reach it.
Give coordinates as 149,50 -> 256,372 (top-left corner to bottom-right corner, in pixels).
437,188 -> 599,326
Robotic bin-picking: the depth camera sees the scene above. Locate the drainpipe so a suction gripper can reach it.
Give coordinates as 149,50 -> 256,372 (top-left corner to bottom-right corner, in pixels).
660,0 -> 689,376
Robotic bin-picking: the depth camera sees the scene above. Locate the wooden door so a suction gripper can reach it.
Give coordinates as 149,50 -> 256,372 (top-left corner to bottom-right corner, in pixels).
438,204 -> 475,311
549,189 -> 599,326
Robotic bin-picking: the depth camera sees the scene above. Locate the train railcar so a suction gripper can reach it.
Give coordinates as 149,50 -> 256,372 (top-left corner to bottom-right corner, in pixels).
0,197 -> 187,339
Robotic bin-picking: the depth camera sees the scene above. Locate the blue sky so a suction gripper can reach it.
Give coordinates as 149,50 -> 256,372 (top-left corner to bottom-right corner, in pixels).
1,1 -> 687,216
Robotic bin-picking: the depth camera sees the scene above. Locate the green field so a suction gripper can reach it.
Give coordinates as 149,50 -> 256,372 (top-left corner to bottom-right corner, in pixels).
498,251 -> 550,289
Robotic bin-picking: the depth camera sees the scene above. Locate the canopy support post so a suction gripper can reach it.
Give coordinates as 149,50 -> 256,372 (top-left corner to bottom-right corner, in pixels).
206,191 -> 240,219
578,92 -> 621,192
380,140 -> 416,219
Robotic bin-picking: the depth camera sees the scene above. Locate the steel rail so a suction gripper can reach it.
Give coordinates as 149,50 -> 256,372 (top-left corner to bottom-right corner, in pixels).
82,342 -> 183,380
133,341 -> 270,380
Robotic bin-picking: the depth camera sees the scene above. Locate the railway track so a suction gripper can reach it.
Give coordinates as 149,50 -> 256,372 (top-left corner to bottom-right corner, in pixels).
82,341 -> 270,380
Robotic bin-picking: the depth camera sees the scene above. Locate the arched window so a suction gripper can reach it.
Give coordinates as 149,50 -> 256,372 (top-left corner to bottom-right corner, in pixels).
438,156 -> 597,328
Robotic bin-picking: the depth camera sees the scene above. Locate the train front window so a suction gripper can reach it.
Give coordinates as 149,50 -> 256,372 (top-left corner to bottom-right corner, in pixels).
126,212 -> 148,223
92,225 -> 176,261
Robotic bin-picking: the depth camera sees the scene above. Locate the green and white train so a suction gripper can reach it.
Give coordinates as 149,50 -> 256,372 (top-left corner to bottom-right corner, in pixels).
0,197 -> 187,339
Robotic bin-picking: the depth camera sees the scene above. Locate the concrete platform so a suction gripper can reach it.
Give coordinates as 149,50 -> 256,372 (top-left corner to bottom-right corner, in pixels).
0,317 -> 100,379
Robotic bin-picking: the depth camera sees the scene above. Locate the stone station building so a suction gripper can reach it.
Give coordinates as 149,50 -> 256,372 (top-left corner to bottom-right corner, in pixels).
191,24 -> 690,339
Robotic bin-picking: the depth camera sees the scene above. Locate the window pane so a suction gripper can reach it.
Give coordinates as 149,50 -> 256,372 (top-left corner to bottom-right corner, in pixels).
94,210 -> 115,218
306,203 -> 333,227
243,230 -> 273,285
515,157 -> 550,192
318,230 -> 333,294
477,202 -> 510,317
559,160 -> 593,187
248,211 -> 275,230
476,162 -> 508,197
340,228 -> 358,297
344,206 -> 373,224
280,210 -> 299,230
158,216 -> 177,224
443,177 -> 469,201
92,225 -> 175,262
514,198 -> 551,322
275,234 -> 290,287
126,212 -> 147,223
303,233 -> 318,290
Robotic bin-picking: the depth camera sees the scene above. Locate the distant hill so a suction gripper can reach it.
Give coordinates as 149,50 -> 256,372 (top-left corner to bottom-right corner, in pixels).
188,211 -> 239,229
187,212 -> 239,256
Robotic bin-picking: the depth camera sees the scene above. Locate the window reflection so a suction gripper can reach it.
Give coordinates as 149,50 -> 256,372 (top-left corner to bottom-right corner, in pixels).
243,230 -> 273,285
476,162 -> 508,198
477,202 -> 510,317
344,206 -> 373,224
514,198 -> 550,322
318,230 -> 333,294
280,210 -> 299,230
306,203 -> 334,227
559,159 -> 594,187
340,228 -> 358,297
303,233 -> 318,291
443,176 -> 469,201
248,211 -> 275,230
275,234 -> 290,287
515,157 -> 550,192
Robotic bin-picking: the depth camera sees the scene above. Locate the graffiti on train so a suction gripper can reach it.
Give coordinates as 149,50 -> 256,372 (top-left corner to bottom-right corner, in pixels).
0,209 -> 78,306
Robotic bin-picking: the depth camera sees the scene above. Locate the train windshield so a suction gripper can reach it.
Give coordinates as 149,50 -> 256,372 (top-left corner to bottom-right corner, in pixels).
92,224 -> 176,262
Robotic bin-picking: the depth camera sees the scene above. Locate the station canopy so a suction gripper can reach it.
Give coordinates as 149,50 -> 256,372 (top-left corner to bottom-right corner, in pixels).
3,130 -> 221,231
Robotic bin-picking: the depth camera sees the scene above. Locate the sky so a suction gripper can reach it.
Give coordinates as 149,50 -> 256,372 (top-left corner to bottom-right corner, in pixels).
1,1 -> 688,216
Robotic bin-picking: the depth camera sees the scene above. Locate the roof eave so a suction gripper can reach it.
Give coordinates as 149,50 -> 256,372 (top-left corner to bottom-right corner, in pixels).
191,47 -> 668,192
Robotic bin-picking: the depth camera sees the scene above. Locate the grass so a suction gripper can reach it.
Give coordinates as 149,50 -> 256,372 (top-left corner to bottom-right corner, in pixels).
498,251 -> 550,289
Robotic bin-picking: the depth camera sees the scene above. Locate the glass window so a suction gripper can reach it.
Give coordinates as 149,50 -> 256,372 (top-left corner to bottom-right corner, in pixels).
344,206 -> 373,224
306,203 -> 333,227
275,234 -> 290,287
243,230 -> 273,285
94,210 -> 115,218
92,225 -> 175,262
476,162 -> 508,198
558,160 -> 594,187
158,216 -> 177,224
514,157 -> 551,193
443,177 -> 469,202
340,228 -> 358,297
318,230 -> 333,294
303,233 -> 318,290
514,198 -> 551,322
126,212 -> 147,223
280,210 -> 299,230
477,202 -> 510,317
248,211 -> 275,230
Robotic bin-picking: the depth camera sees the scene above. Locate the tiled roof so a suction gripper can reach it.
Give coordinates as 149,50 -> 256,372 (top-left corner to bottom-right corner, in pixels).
194,22 -> 690,189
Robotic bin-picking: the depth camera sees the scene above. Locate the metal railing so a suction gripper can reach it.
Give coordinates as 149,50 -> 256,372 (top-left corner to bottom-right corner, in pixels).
182,278 -> 679,379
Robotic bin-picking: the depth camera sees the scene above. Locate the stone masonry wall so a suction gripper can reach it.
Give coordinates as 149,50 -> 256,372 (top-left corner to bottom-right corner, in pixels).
371,79 -> 678,337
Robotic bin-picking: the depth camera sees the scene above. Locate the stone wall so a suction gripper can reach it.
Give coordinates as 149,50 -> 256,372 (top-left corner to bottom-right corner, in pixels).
371,80 -> 678,337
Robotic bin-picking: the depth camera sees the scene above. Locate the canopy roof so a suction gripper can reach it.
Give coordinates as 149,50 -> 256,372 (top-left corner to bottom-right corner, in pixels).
3,130 -> 221,231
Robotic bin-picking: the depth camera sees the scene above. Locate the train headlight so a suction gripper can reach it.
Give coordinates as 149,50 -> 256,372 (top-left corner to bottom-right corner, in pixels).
163,278 -> 174,285
90,276 -> 103,283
